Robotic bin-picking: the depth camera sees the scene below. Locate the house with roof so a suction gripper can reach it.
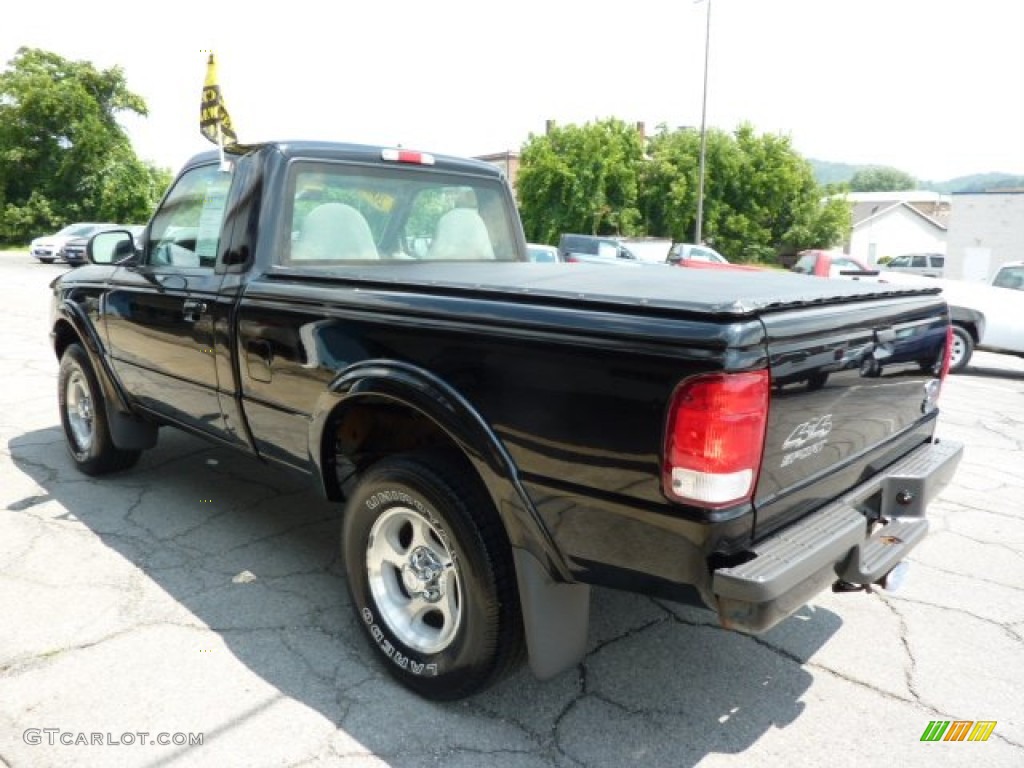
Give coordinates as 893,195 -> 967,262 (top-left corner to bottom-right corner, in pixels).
841,191 -> 949,266
474,151 -> 521,195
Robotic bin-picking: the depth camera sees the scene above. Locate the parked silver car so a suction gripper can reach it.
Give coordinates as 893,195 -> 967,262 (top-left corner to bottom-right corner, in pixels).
883,252 -> 945,278
57,225 -> 145,266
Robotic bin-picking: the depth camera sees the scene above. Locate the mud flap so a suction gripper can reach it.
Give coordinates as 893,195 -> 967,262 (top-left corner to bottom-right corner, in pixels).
513,549 -> 590,680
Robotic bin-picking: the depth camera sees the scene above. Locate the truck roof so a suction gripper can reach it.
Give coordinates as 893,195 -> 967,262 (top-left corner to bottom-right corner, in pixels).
185,140 -> 505,178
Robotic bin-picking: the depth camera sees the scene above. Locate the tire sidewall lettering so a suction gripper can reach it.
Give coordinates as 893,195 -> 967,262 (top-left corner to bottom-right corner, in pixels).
360,606 -> 439,677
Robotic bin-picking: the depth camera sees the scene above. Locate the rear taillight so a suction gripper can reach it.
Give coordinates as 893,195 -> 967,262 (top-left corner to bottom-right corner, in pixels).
663,370 -> 770,509
939,324 -> 953,381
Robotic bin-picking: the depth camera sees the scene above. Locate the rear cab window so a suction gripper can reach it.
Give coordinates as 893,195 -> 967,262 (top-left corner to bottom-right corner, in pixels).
280,162 -> 520,267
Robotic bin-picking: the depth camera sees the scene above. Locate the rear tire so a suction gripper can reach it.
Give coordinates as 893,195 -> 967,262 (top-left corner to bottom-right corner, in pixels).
341,453 -> 523,700
58,344 -> 141,475
948,325 -> 974,373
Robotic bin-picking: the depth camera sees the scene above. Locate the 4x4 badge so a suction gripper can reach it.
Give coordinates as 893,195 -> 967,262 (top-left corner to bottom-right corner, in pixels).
782,414 -> 833,450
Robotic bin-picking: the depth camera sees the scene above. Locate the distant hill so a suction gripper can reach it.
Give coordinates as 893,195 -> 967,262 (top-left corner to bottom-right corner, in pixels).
808,159 -> 1024,193
809,160 -> 867,187
926,173 -> 1024,194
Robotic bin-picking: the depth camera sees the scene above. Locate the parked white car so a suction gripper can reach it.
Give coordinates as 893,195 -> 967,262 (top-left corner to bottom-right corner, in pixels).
667,242 -> 730,265
30,223 -> 117,264
525,243 -> 560,262
991,261 -> 1024,290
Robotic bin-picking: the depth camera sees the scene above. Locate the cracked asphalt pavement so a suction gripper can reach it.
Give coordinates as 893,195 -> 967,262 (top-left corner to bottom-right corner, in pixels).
1,252 -> 1022,767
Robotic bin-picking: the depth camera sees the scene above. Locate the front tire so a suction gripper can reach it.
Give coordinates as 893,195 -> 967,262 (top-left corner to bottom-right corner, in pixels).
341,453 -> 523,700
58,343 -> 141,475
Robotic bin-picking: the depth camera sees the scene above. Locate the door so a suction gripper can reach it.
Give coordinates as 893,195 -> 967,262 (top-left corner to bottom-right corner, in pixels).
103,162 -> 232,436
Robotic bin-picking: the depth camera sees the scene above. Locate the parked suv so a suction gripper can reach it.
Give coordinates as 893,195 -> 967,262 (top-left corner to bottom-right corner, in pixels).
883,253 -> 945,278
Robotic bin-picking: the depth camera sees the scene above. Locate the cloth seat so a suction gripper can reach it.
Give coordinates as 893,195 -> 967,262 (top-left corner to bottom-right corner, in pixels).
294,203 -> 379,261
426,208 -> 494,260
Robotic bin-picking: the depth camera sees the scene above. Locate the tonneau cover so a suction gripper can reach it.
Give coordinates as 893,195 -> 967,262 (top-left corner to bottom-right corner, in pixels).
274,262 -> 941,318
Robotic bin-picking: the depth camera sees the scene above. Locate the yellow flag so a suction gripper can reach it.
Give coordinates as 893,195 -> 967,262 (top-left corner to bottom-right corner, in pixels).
199,53 -> 237,146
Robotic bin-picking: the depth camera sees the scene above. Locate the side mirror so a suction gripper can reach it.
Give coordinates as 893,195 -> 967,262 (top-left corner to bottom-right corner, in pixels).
88,230 -> 136,265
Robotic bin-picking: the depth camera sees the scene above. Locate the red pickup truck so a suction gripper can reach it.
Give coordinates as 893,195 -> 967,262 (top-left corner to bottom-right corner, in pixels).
791,250 -> 879,279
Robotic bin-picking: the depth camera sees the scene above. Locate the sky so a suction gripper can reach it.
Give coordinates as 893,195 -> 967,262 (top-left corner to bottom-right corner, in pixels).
4,0 -> 1023,183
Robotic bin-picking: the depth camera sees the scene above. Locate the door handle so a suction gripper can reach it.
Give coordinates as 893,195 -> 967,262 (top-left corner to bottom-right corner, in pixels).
183,299 -> 208,322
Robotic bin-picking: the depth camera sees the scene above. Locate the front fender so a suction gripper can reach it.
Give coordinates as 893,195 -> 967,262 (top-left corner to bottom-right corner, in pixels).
54,299 -> 131,413
309,359 -> 571,582
53,300 -> 157,451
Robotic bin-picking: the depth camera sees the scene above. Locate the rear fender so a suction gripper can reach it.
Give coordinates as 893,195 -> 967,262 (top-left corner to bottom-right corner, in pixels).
310,359 -> 565,575
310,359 -> 590,680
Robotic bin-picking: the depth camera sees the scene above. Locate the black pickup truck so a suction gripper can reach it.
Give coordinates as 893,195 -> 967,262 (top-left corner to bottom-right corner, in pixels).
50,141 -> 963,700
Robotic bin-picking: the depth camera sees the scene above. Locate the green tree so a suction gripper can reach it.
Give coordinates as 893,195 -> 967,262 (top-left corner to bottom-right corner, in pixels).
849,166 -> 917,192
516,119 -> 645,244
0,47 -> 169,242
641,123 -> 849,261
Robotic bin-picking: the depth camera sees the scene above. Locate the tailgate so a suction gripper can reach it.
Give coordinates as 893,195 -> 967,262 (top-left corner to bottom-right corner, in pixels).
753,294 -> 949,540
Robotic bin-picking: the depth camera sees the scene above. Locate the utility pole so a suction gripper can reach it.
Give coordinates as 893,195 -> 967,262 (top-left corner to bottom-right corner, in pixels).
694,0 -> 712,244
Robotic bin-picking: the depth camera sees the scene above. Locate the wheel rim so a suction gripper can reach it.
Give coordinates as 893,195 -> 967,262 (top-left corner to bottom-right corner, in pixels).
950,334 -> 967,368
366,505 -> 462,654
65,368 -> 94,451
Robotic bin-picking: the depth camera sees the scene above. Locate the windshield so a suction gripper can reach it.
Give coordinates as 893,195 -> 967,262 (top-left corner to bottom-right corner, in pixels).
690,246 -> 726,263
56,224 -> 101,237
993,266 -> 1024,290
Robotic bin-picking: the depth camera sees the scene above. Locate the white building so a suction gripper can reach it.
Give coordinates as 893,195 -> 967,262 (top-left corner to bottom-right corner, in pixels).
840,191 -> 949,266
944,192 -> 1024,280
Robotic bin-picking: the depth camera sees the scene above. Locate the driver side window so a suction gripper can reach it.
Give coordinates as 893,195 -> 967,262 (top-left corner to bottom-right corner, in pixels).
147,164 -> 231,269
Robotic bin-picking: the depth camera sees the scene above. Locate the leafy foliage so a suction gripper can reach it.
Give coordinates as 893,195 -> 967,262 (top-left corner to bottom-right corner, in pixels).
515,119 -> 645,244
519,120 -> 849,262
0,48 -> 171,243
848,166 -> 917,192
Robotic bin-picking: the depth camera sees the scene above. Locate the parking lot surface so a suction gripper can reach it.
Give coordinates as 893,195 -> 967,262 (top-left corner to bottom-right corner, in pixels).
1,252 -> 1022,767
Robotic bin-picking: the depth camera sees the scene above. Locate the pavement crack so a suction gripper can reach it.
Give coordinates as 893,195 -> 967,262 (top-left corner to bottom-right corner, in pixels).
911,555 -> 1024,593
879,594 -> 922,704
0,623 -> 203,677
884,592 -> 1020,636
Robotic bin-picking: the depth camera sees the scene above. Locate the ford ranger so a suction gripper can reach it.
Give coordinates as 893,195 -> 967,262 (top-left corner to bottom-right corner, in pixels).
49,141 -> 963,700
